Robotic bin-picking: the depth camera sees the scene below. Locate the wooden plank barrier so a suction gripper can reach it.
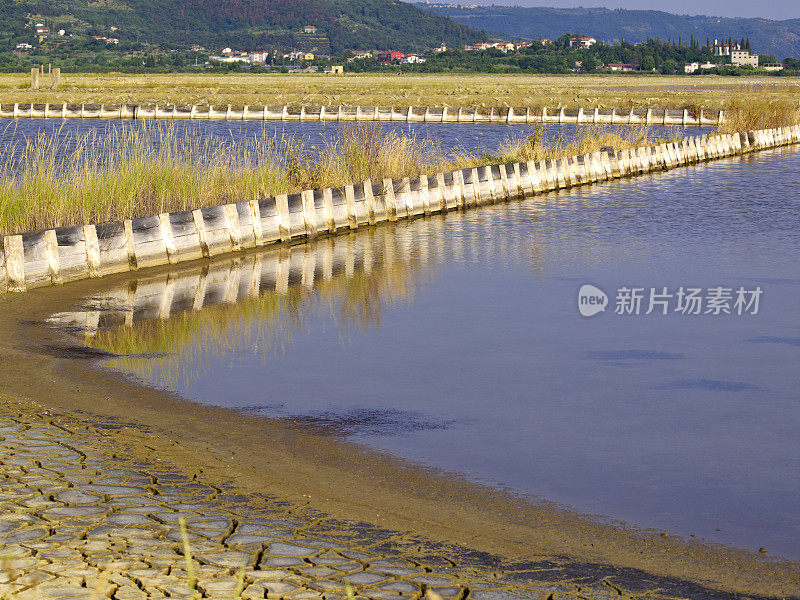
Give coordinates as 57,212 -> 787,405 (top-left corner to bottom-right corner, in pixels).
0,102 -> 726,126
3,125 -> 800,294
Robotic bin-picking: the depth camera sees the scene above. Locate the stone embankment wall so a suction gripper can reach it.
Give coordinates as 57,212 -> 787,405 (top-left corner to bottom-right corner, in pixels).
0,103 -> 722,125
1,126 -> 797,294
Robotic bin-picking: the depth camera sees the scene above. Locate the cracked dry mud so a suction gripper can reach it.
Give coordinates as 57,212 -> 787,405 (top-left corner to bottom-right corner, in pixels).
0,405 -> 738,600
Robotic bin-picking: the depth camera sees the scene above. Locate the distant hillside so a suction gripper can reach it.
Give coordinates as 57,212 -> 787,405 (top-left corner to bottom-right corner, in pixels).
417,4 -> 800,59
0,0 -> 488,52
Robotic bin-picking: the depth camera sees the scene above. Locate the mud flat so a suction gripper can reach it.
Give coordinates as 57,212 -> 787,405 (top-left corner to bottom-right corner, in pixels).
0,241 -> 798,600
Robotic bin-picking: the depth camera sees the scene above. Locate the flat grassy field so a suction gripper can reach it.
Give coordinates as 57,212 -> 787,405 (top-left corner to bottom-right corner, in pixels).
1,72 -> 799,109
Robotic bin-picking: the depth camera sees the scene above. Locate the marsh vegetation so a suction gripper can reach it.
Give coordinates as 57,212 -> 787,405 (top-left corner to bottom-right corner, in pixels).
0,121 -> 675,234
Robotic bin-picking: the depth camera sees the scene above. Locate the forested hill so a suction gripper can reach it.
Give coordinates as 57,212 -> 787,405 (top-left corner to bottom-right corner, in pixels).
417,4 -> 800,60
0,0 -> 488,52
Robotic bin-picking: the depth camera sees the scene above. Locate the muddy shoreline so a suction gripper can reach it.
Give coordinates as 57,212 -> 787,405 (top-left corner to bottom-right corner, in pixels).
1,254 -> 799,599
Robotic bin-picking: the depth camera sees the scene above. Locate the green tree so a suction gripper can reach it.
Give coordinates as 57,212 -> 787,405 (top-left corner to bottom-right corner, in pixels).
661,59 -> 680,74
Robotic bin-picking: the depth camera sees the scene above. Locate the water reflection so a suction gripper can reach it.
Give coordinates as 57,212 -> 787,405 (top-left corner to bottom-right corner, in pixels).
50,148 -> 800,558
51,227 -> 436,386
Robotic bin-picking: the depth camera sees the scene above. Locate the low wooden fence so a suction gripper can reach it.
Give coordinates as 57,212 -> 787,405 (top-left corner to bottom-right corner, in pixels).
1,126 -> 796,294
0,103 -> 722,126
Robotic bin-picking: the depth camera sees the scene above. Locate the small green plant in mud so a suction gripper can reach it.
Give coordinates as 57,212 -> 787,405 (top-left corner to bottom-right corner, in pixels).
178,517 -> 246,599
179,517 -> 198,593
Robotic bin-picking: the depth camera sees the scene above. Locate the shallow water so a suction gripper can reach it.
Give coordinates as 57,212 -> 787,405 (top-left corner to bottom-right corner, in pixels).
0,117 -> 710,166
58,146 -> 800,559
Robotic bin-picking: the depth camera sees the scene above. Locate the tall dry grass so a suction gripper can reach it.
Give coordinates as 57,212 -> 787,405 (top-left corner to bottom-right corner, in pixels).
493,123 -> 678,164
720,98 -> 800,133
0,121 -> 289,234
0,121 -> 676,235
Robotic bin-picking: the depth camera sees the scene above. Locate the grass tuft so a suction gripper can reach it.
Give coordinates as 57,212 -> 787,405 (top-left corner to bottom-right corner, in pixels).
720,98 -> 800,133
0,121 -> 678,235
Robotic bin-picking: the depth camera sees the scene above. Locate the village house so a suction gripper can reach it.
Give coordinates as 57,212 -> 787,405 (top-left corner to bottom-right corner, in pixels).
684,61 -> 717,73
210,48 -> 251,63
35,24 -> 50,36
762,63 -> 785,71
464,42 -> 515,53
303,25 -> 317,34
604,62 -> 638,72
434,43 -> 448,52
282,51 -> 315,62
377,51 -> 404,63
347,51 -> 373,62
731,49 -> 759,67
713,40 -> 741,56
401,54 -> 427,64
569,36 -> 596,49
15,42 -> 33,50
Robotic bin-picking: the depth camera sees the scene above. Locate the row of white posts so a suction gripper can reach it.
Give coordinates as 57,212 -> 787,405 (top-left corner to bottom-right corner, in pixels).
0,103 -> 723,125
2,126 -> 796,294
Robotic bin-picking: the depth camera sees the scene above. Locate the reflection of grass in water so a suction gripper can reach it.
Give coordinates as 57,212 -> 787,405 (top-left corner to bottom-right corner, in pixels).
94,288 -> 296,386
319,264 -> 422,334
91,259 -> 424,389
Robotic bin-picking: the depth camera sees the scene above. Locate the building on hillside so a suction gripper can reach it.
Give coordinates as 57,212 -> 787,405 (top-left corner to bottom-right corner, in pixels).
731,49 -> 759,67
434,43 -> 448,52
92,36 -> 119,44
15,42 -> 33,50
604,62 -> 638,72
377,51 -> 404,63
713,39 -> 741,56
347,51 -> 373,62
190,45 -> 206,52
684,61 -> 717,73
304,25 -> 317,34
210,52 -> 250,64
401,54 -> 427,64
35,24 -> 50,35
569,36 -> 596,49
464,42 -> 515,53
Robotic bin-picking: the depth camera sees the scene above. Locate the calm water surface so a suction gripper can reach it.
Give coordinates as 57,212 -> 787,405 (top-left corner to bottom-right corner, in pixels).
58,147 -> 800,559
0,117 -> 710,163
